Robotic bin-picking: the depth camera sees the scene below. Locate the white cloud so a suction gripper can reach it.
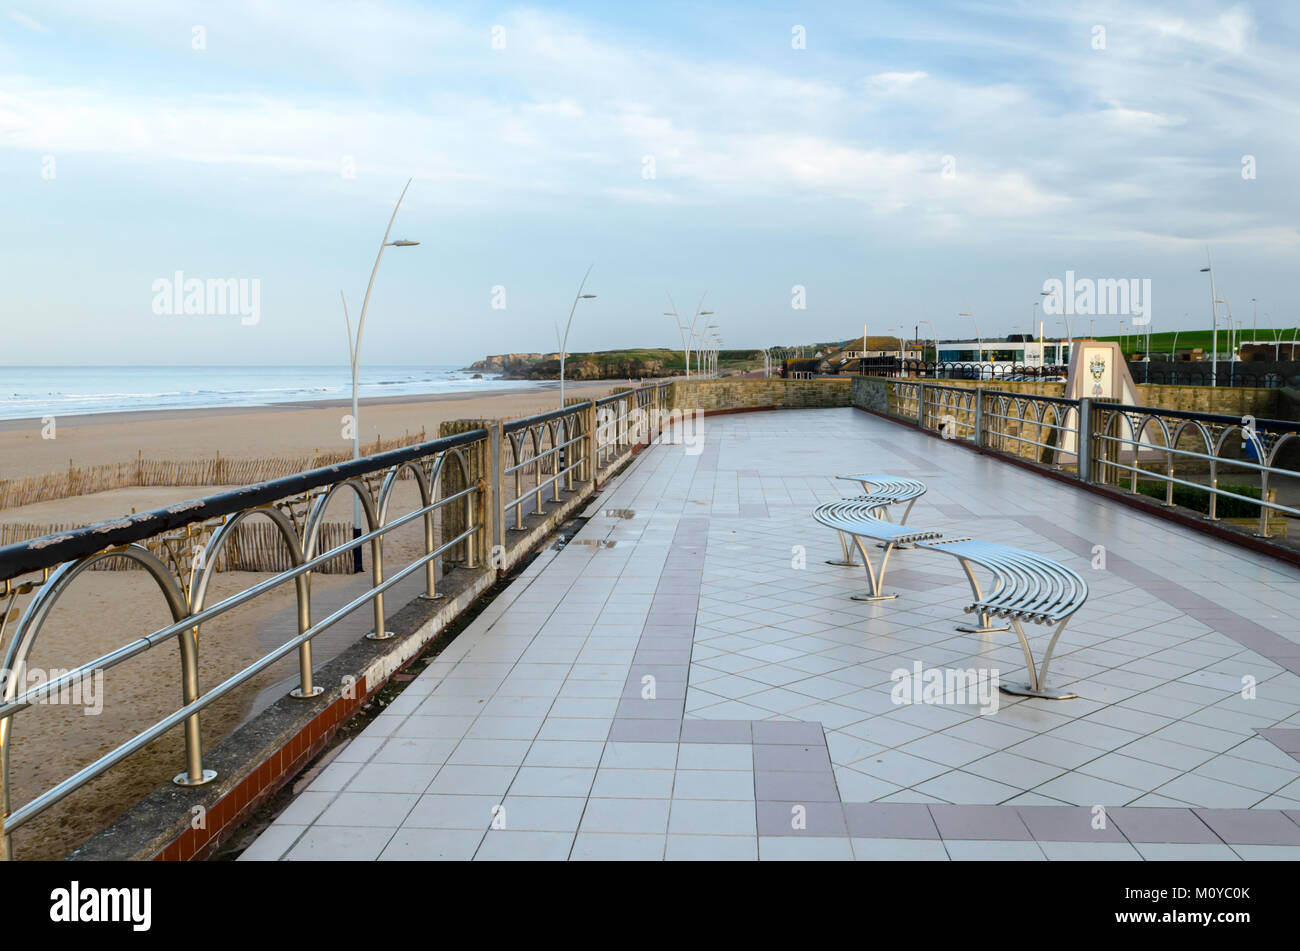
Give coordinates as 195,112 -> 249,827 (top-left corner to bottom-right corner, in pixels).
7,9 -> 51,34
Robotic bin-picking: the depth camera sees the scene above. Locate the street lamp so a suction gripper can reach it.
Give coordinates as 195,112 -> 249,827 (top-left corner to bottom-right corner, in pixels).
959,311 -> 983,376
340,177 -> 419,573
1200,251 -> 1219,387
558,264 -> 596,409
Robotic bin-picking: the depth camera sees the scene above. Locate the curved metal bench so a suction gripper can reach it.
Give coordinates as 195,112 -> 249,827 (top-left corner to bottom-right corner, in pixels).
915,537 -> 1088,700
812,497 -> 943,601
827,474 -> 928,566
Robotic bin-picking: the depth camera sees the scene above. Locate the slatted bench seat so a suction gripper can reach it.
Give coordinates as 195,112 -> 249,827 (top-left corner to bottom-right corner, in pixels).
914,537 -> 1087,699
812,497 -> 942,602
813,498 -> 1089,701
827,474 -> 928,567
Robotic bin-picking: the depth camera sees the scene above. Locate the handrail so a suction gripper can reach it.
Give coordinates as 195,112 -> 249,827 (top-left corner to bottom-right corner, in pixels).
0,427 -> 488,583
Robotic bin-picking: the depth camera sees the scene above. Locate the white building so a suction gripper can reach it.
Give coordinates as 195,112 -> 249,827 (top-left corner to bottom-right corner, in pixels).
935,337 -> 1071,369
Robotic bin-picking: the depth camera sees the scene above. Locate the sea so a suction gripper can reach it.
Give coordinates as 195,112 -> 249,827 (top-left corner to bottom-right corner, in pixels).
0,366 -> 542,421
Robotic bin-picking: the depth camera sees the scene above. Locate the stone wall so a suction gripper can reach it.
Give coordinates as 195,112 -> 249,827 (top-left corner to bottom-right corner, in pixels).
668,377 -> 852,412
848,375 -> 1291,421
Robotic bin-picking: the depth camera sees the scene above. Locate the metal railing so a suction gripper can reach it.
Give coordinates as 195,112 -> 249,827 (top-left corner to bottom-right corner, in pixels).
863,360 -> 1070,381
873,380 -> 1300,541
0,380 -> 672,859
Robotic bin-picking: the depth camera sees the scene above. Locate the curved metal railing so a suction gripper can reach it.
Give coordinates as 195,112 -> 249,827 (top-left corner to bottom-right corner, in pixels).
0,428 -> 488,858
872,380 -> 1300,540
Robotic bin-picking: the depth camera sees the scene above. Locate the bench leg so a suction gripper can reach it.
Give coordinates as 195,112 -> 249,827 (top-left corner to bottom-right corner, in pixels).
826,530 -> 861,567
998,618 -> 1077,700
849,536 -> 898,602
954,558 -> 1010,634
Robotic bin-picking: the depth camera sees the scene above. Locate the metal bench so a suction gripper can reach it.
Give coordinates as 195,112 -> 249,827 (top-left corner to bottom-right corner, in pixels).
812,500 -> 1089,701
812,497 -> 942,601
914,538 -> 1087,700
827,474 -> 928,566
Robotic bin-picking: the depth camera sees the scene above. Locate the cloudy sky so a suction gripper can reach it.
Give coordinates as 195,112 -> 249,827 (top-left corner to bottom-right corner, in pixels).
2,0 -> 1296,365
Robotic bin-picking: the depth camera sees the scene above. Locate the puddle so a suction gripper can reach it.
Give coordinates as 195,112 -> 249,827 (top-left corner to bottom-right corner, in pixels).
572,539 -> 619,549
602,509 -> 637,519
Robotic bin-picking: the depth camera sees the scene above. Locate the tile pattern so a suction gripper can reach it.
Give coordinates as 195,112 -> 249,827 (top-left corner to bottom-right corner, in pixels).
243,408 -> 1300,860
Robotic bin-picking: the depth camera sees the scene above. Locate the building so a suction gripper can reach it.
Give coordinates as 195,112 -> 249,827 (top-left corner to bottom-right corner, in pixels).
935,335 -> 1070,368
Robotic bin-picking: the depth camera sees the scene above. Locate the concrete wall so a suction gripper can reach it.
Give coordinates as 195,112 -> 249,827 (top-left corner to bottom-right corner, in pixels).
668,377 -> 852,412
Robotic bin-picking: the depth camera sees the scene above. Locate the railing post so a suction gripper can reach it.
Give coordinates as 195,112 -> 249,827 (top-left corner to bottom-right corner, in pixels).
973,387 -> 983,447
1077,397 -> 1092,483
916,382 -> 928,428
584,401 -> 598,486
489,422 -> 504,572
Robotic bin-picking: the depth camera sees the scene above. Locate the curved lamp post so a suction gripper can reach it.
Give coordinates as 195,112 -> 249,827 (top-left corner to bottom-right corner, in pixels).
559,264 -> 597,409
340,177 -> 419,572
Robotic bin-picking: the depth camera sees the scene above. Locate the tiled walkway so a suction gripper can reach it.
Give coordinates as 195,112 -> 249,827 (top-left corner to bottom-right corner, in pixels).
243,408 -> 1300,860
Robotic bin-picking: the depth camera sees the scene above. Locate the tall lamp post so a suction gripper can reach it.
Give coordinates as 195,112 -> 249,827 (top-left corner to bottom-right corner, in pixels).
959,311 -> 983,377
558,264 -> 597,409
340,178 -> 419,573
1200,252 -> 1219,387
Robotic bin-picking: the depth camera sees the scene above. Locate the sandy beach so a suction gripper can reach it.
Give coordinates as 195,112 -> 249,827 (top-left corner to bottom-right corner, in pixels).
0,379 -> 620,859
0,380 -> 619,481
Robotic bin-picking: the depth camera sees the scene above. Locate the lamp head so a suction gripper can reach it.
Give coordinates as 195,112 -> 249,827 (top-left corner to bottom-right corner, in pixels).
387,239 -> 420,247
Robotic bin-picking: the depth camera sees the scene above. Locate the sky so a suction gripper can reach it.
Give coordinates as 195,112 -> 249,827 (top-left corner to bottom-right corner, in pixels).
1,0 -> 1297,366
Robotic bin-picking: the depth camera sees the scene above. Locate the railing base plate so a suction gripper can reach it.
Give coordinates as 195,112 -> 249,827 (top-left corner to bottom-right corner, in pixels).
417,593 -> 447,602
825,559 -> 859,567
957,624 -> 1011,634
366,630 -> 396,641
290,686 -> 324,699
173,769 -> 218,787
851,593 -> 898,602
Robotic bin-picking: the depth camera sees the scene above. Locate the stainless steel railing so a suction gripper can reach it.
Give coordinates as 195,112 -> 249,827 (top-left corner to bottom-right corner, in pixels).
874,380 -> 1300,541
0,380 -> 675,859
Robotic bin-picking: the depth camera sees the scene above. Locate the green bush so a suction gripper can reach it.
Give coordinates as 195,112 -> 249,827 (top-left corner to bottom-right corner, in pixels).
1134,479 -> 1263,518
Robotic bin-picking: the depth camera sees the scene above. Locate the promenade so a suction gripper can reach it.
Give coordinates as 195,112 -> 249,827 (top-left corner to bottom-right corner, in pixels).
243,408 -> 1300,860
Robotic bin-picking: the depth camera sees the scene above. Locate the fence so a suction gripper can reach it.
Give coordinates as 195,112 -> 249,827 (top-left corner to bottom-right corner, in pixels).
860,360 -> 1070,381
864,379 -> 1300,540
0,521 -> 355,574
0,382 -> 671,859
0,430 -> 427,512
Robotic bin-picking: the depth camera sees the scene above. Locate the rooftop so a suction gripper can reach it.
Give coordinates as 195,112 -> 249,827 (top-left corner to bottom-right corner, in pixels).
242,407 -> 1300,860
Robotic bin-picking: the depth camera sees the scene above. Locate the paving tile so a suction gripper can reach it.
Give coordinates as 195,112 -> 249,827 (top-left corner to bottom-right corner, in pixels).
1015,806 -> 1127,842
379,829 -> 485,861
759,837 -> 855,860
943,840 -> 1046,861
579,797 -> 671,834
571,833 -> 667,860
842,802 -> 940,839
928,804 -> 1032,840
755,801 -> 847,837
284,826 -> 395,861
851,837 -> 950,860
1192,808 -> 1300,846
666,834 -> 759,860
474,830 -> 575,860
668,799 -> 757,835
1107,807 -> 1220,843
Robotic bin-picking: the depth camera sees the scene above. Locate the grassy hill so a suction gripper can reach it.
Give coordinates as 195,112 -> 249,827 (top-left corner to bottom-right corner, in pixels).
1093,328 -> 1300,360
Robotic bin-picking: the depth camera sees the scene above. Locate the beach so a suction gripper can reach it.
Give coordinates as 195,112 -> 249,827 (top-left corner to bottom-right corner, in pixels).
0,380 -> 619,481
0,379 -> 619,859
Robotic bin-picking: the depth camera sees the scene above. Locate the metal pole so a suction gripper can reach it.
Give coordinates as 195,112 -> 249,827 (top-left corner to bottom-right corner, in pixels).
347,177 -> 414,572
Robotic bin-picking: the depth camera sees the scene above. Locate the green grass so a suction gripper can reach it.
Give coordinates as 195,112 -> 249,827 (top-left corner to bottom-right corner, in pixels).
1095,328 -> 1299,360
1133,479 -> 1264,518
